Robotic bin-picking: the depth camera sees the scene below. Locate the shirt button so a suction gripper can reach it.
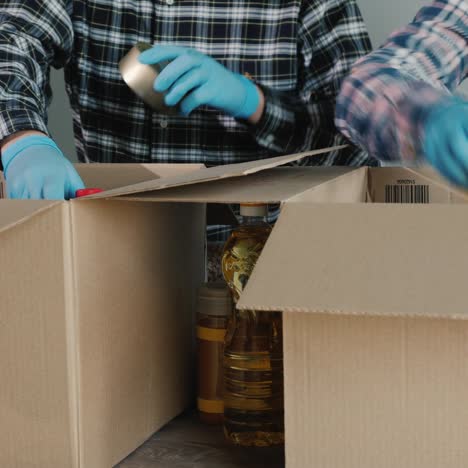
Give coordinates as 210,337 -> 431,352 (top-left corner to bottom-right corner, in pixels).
160,118 -> 168,128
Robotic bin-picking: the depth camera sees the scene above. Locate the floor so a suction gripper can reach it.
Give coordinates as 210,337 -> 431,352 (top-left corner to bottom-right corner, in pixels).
116,412 -> 285,468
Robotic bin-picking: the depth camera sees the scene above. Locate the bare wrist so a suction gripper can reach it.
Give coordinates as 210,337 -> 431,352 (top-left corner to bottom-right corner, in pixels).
248,86 -> 265,125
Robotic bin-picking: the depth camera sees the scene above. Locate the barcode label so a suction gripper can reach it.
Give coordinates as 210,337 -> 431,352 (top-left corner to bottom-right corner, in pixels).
385,185 -> 430,203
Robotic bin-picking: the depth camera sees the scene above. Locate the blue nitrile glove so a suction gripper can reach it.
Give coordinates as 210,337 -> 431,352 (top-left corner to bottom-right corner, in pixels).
139,45 -> 260,118
1,135 -> 85,199
423,97 -> 468,187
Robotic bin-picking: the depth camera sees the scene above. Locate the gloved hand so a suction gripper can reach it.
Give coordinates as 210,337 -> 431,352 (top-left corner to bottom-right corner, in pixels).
1,134 -> 85,199
139,45 -> 260,118
423,97 -> 468,187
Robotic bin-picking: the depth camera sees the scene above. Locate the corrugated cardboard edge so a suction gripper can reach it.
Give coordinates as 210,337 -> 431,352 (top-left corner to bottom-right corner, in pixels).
87,146 -> 347,200
61,203 -> 81,468
237,304 -> 468,321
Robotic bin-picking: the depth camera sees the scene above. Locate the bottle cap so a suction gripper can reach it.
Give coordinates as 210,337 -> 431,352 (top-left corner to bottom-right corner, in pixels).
196,282 -> 232,317
239,203 -> 268,217
75,188 -> 104,198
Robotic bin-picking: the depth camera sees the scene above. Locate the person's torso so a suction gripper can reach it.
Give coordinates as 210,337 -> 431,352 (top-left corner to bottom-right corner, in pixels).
65,0 -> 303,164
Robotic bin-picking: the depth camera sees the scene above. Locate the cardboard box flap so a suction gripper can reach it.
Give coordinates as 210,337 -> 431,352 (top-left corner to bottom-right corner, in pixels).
407,165 -> 451,186
0,199 -> 61,235
368,166 -> 468,204
74,163 -> 204,191
117,167 -> 355,203
91,146 -> 346,199
238,202 -> 468,320
287,166 -> 367,203
406,166 -> 468,203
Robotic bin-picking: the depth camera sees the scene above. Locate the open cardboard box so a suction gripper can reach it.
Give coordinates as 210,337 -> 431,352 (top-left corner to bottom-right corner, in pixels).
1,148 -> 468,468
0,147 -> 341,468
236,166 -> 468,468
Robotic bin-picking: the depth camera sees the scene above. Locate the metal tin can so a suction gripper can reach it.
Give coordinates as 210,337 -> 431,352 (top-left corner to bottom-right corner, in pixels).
119,42 -> 178,114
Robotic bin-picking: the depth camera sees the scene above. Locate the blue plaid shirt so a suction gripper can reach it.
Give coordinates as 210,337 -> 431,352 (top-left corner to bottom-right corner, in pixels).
0,0 -> 373,167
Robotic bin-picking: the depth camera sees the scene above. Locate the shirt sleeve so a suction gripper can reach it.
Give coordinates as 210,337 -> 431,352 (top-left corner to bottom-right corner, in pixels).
0,0 -> 74,143
335,0 -> 468,163
247,0 -> 372,160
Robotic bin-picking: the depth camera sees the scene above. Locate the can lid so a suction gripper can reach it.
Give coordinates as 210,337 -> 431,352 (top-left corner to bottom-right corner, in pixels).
197,282 -> 232,316
75,188 -> 104,198
240,203 -> 268,217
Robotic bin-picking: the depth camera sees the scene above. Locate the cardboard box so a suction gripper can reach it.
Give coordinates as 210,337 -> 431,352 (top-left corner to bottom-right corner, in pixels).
0,164 -> 207,468
116,160 -> 468,468
101,157 -> 468,468
3,150 -> 467,467
0,147 -> 342,468
236,166 -> 468,468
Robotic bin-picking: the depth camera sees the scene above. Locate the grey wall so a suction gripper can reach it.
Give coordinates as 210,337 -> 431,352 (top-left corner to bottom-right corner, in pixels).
359,0 -> 427,47
48,70 -> 76,160
48,0 -> 467,162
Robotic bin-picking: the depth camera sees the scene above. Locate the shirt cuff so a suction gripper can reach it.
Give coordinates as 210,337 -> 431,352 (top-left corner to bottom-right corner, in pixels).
393,83 -> 452,163
0,107 -> 48,147
242,85 -> 294,153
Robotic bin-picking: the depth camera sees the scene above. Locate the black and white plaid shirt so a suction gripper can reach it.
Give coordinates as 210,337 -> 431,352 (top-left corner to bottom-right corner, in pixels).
0,0 -> 375,168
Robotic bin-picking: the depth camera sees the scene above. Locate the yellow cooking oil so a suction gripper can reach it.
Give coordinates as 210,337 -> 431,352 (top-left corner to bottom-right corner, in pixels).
222,203 -> 284,447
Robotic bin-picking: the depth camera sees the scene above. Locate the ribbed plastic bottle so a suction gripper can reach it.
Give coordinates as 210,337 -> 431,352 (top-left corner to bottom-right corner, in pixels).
222,203 -> 284,447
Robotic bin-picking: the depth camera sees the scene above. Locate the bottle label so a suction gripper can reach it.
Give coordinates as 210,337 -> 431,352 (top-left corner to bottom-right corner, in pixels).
197,397 -> 224,414
197,326 -> 227,343
223,240 -> 262,300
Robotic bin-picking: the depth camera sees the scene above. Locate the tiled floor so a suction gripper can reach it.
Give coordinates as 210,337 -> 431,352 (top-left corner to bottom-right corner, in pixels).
116,412 -> 285,468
